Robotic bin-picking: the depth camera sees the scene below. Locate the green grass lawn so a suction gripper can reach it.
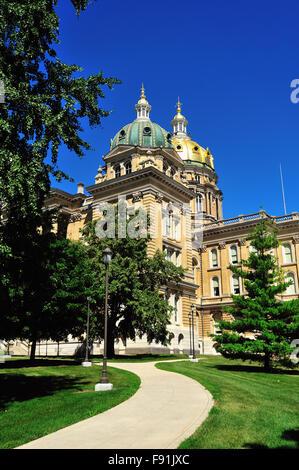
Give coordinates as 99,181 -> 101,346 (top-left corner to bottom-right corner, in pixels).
157,356 -> 299,449
0,358 -> 140,449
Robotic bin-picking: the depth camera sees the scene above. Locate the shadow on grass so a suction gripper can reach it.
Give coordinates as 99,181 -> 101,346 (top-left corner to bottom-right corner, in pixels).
244,428 -> 299,449
213,364 -> 299,375
0,374 -> 87,410
91,354 -> 189,361
0,359 -> 80,369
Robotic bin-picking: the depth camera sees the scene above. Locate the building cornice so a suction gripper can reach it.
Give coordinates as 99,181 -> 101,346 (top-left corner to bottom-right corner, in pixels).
49,187 -> 89,202
86,166 -> 196,201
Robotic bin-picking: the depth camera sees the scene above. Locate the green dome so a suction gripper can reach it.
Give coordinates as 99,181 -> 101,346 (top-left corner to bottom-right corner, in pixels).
111,120 -> 173,150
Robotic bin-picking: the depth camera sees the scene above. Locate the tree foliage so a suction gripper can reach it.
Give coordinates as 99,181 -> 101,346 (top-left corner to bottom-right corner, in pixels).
0,0 -> 119,354
0,0 -> 120,220
0,228 -> 91,360
81,206 -> 185,357
212,219 -> 299,371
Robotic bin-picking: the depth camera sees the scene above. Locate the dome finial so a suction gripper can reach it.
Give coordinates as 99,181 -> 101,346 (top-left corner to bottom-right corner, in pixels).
176,97 -> 182,113
141,83 -> 145,99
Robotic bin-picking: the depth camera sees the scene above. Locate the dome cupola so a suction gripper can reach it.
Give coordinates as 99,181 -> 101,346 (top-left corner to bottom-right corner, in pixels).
171,99 -> 214,170
110,86 -> 173,150
171,98 -> 188,137
134,84 -> 151,121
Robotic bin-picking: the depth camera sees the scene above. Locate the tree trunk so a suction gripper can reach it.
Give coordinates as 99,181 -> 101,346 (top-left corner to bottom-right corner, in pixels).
106,332 -> 115,358
264,352 -> 271,372
30,338 -> 37,363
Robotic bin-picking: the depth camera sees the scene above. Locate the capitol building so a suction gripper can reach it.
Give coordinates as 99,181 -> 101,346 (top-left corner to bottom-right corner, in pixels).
8,86 -> 299,356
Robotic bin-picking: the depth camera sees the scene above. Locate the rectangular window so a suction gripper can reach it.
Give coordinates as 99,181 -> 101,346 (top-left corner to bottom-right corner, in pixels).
161,211 -> 166,236
211,250 -> 218,267
232,276 -> 240,294
166,213 -> 171,237
231,246 -> 238,264
173,216 -> 181,241
196,195 -> 202,212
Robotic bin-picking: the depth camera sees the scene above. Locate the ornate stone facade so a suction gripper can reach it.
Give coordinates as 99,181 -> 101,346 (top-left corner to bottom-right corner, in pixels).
38,87 -> 299,356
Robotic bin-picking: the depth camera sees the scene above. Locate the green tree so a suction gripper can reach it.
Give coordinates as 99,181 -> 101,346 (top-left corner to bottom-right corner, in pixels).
0,230 -> 92,361
0,1 -> 119,348
212,218 -> 299,371
81,205 -> 185,357
41,237 -> 92,354
0,0 -> 120,221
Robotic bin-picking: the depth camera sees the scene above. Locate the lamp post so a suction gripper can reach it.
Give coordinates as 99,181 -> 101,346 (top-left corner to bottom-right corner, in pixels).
95,247 -> 113,391
201,309 -> 205,355
189,304 -> 199,363
188,313 -> 192,358
191,304 -> 195,359
82,296 -> 92,367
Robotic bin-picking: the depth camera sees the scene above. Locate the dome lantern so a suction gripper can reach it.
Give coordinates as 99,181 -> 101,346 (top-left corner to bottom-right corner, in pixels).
135,83 -> 151,121
171,97 -> 188,137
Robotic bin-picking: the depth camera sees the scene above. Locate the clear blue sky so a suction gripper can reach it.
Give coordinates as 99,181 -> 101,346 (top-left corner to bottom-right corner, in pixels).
52,0 -> 299,219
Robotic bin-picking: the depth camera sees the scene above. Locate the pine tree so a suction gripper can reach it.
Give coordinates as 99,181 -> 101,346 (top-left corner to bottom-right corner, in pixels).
212,218 -> 299,371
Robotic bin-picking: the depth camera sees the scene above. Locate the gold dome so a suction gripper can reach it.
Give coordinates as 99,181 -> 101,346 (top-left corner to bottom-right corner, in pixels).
172,137 -> 214,169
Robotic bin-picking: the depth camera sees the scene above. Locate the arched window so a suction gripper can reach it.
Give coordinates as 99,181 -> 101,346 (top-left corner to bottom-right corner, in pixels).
125,161 -> 132,175
170,168 -> 175,179
232,275 -> 241,294
178,333 -> 184,345
210,249 -> 218,268
196,194 -> 202,212
283,243 -> 293,264
230,245 -> 238,264
163,164 -> 168,174
285,272 -> 296,295
114,164 -> 121,178
211,277 -> 220,297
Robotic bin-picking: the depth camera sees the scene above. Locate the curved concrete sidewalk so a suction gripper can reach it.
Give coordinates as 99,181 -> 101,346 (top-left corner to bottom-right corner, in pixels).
18,360 -> 213,449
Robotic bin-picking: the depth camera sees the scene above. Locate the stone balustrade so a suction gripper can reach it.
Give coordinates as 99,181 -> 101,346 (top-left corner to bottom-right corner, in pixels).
204,211 -> 299,229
